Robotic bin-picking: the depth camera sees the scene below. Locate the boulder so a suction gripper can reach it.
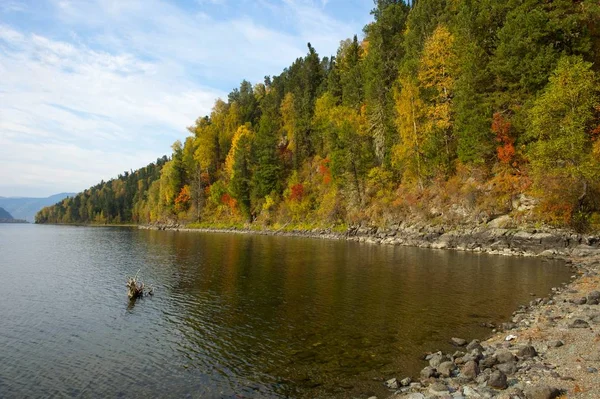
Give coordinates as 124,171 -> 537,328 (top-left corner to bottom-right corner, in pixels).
488,370 -> 508,390
517,345 -> 537,359
461,359 -> 479,380
437,361 -> 456,377
496,361 -> 517,376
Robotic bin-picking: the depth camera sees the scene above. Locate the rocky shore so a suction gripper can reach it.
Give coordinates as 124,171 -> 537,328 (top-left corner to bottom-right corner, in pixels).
140,222 -> 600,398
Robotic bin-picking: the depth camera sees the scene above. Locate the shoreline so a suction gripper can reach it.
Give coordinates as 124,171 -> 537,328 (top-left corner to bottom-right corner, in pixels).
140,222 -> 600,398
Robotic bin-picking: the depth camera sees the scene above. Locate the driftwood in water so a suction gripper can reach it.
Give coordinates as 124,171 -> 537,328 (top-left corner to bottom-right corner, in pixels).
126,270 -> 154,300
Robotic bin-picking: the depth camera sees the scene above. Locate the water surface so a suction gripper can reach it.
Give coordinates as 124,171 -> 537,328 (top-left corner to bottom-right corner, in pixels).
0,224 -> 570,398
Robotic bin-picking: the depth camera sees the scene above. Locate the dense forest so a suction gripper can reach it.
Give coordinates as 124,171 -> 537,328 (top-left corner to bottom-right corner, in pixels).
37,0 -> 600,231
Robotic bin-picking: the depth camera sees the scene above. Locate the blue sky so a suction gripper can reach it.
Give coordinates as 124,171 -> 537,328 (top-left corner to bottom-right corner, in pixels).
0,0 -> 374,197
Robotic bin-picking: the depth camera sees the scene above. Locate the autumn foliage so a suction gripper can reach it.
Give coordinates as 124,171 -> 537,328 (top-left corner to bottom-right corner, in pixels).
492,113 -> 515,166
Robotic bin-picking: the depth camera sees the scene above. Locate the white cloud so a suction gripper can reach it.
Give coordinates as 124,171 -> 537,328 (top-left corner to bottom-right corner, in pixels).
0,0 -> 369,197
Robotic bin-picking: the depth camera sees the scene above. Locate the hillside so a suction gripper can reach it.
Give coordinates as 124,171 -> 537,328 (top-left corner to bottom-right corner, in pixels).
36,0 -> 600,232
0,193 -> 75,222
0,207 -> 13,220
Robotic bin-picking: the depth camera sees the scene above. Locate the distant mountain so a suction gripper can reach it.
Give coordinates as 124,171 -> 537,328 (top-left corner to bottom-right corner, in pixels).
0,207 -> 13,219
0,193 -> 75,222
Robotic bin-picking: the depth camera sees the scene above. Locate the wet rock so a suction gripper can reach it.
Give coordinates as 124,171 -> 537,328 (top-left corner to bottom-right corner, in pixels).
517,345 -> 537,359
437,361 -> 456,377
385,377 -> 399,389
495,350 -> 515,364
523,384 -> 561,399
451,337 -> 467,347
461,360 -> 479,379
400,377 -> 412,386
488,370 -> 508,389
420,366 -> 437,379
569,319 -> 590,328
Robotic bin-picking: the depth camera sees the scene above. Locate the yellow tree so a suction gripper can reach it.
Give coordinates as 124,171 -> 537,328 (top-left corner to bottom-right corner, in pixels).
225,124 -> 255,219
418,24 -> 458,175
393,74 -> 427,187
280,92 -> 297,153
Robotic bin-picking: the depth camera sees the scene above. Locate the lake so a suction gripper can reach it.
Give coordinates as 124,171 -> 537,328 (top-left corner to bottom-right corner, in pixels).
0,224 -> 570,398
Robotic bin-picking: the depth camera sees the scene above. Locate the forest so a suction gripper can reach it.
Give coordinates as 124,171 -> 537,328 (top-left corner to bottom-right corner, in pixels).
36,0 -> 600,232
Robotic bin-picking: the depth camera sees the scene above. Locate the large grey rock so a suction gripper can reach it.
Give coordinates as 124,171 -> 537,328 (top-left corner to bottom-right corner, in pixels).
488,370 -> 508,390
437,361 -> 456,377
524,384 -> 561,399
461,359 -> 479,379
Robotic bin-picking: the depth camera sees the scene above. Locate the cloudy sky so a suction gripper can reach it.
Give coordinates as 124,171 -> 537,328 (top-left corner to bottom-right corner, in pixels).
0,0 -> 373,197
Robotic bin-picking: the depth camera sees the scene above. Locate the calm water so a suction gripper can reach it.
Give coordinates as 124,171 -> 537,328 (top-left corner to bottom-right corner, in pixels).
0,224 -> 570,398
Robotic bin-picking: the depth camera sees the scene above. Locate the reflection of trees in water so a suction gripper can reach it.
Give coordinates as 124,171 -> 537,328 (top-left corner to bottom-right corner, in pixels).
131,230 -> 569,398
